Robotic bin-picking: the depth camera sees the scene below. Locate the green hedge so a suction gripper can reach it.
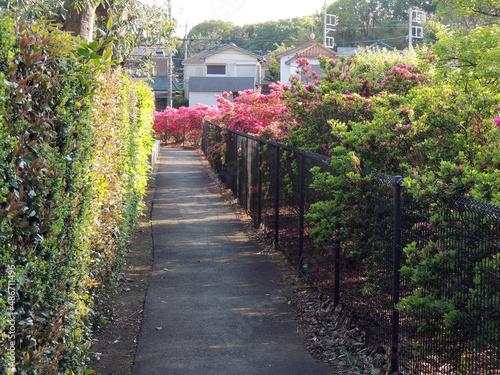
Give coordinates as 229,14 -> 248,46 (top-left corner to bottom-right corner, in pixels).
0,20 -> 154,374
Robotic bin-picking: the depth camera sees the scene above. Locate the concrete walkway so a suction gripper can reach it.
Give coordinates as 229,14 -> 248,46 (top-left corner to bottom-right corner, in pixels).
132,147 -> 333,375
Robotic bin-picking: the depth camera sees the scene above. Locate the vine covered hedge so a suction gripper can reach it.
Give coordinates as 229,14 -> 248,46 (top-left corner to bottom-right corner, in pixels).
0,20 -> 154,374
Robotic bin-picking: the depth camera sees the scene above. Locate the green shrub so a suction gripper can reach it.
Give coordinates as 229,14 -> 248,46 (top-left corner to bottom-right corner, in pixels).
0,20 -> 96,374
0,20 -> 154,374
87,74 -> 153,320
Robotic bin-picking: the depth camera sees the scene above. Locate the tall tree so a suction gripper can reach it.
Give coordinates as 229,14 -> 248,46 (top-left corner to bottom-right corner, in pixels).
244,17 -> 313,54
64,0 -> 100,40
0,0 -> 102,40
187,20 -> 248,54
379,0 -> 437,21
431,0 -> 500,89
316,0 -> 438,49
0,0 -> 176,67
445,0 -> 500,17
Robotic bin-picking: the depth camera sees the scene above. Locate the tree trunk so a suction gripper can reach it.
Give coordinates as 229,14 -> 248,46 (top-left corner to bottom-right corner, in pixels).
63,4 -> 98,41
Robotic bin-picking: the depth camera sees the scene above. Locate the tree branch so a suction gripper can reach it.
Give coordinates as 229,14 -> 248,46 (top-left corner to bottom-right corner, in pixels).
471,7 -> 500,18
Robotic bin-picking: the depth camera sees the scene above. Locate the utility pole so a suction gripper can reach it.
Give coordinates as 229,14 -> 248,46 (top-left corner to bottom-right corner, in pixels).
184,22 -> 188,61
182,21 -> 188,101
167,0 -> 173,108
408,8 -> 425,50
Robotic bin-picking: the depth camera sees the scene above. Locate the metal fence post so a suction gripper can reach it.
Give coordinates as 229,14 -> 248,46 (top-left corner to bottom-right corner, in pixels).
257,141 -> 262,226
202,119 -> 206,154
299,154 -> 306,270
391,176 -> 403,374
216,126 -> 222,175
274,146 -> 280,247
165,116 -> 168,144
334,230 -> 340,307
183,117 -> 186,148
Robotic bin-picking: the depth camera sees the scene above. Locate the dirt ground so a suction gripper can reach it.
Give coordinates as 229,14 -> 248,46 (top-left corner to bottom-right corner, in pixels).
88,147 -> 390,375
88,174 -> 156,375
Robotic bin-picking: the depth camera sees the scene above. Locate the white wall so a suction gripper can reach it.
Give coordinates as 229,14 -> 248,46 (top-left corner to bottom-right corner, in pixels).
189,91 -> 221,106
280,56 -> 321,83
184,47 -> 262,99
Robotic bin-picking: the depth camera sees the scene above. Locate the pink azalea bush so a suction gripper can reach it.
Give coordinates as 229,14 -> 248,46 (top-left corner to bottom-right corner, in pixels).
281,54 -> 500,205
152,83 -> 290,146
151,52 -> 500,207
153,104 -> 219,146
214,84 -> 289,139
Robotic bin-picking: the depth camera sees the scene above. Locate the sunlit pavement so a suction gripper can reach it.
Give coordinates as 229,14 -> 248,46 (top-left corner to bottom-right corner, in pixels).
132,147 -> 334,375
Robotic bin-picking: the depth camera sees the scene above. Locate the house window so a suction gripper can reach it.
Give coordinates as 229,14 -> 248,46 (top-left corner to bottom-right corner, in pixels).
207,65 -> 226,75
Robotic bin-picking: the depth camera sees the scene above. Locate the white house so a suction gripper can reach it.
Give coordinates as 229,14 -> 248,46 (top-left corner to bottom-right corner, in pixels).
182,43 -> 264,106
275,40 -> 339,83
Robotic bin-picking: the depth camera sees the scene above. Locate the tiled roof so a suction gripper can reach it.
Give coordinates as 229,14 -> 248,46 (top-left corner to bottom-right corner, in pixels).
183,43 -> 263,65
149,75 -> 183,91
274,40 -> 316,60
189,77 -> 255,92
295,43 -> 339,59
182,49 -> 213,65
280,41 -> 339,65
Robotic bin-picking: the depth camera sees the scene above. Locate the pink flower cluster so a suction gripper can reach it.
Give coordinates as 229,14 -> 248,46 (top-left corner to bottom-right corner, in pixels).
152,83 -> 290,143
215,84 -> 289,139
153,104 -> 220,144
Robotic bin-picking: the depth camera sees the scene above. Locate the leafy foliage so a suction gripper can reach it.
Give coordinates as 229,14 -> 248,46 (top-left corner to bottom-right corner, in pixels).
0,19 -> 97,374
432,25 -> 500,88
0,19 -> 154,374
1,0 -> 177,72
443,0 -> 500,17
183,39 -> 499,369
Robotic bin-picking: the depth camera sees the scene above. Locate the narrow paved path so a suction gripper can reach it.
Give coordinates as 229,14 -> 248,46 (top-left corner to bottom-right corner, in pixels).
132,147 -> 333,375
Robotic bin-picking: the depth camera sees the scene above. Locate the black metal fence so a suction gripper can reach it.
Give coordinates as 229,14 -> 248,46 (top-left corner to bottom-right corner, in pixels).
197,120 -> 499,374
162,116 -> 204,147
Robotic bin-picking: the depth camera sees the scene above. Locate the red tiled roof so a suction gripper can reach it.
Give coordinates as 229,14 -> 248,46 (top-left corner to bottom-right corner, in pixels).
276,41 -> 339,65
295,43 -> 339,59
274,40 -> 316,60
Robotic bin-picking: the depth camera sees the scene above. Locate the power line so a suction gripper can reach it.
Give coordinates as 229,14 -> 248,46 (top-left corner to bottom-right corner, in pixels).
337,35 -> 407,46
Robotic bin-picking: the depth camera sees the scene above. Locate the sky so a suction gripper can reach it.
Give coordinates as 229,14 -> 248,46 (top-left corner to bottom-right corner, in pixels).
167,0 -> 329,36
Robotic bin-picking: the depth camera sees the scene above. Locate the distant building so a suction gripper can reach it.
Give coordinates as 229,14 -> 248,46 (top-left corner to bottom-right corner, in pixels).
128,47 -> 182,111
274,40 -> 339,83
337,47 -> 359,57
337,41 -> 397,57
182,43 -> 265,106
368,41 -> 396,52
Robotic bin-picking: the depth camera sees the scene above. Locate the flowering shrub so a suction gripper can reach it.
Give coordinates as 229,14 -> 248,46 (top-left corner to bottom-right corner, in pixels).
280,50 -> 500,202
215,85 -> 288,139
153,104 -> 219,145
282,50 -> 500,364
152,83 -> 290,145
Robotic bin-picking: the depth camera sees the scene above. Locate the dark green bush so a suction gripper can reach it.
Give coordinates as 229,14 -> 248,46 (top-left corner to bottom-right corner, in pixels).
0,20 -> 154,374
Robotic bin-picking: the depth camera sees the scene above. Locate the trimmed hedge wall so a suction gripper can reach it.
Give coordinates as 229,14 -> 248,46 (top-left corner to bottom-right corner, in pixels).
0,19 -> 154,374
